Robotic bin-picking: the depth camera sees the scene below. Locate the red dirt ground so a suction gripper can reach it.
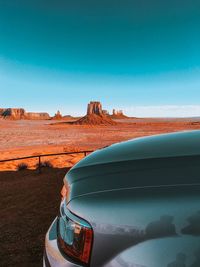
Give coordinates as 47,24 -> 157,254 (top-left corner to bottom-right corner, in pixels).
0,117 -> 200,171
0,167 -> 68,267
68,113 -> 117,125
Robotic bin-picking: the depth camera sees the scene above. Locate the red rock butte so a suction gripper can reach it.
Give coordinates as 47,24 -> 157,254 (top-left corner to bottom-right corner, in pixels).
52,110 -> 63,120
72,101 -> 117,125
111,109 -> 128,119
0,108 -> 50,120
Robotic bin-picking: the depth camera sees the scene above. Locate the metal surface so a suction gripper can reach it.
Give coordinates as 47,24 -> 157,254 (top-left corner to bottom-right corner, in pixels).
46,131 -> 200,267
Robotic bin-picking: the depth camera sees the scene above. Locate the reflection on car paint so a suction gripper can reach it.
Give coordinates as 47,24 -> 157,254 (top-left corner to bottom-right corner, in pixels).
92,212 -> 200,267
167,253 -> 187,267
181,211 -> 200,236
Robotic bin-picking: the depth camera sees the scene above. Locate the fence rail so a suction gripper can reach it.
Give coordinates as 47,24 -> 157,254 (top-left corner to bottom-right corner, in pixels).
0,150 -> 93,173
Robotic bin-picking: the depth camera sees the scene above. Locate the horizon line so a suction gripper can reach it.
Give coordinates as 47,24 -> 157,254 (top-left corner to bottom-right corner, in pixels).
2,104 -> 200,118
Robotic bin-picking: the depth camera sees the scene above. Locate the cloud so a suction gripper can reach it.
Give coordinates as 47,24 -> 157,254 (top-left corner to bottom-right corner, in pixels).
123,105 -> 200,118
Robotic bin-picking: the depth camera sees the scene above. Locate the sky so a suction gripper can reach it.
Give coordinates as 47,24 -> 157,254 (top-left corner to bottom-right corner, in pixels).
0,0 -> 200,117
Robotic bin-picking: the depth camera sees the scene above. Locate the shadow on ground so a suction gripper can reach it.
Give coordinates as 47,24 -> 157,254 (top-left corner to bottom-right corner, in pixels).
0,167 -> 70,267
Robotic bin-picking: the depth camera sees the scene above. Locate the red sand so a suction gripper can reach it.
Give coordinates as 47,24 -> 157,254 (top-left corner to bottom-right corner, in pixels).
68,113 -> 117,125
0,117 -> 200,171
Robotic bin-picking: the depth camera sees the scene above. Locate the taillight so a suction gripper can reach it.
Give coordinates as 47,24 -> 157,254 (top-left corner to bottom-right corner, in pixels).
57,204 -> 93,266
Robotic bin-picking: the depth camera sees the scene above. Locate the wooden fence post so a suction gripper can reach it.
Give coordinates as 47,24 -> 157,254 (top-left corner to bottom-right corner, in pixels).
38,156 -> 41,174
0,150 -> 94,174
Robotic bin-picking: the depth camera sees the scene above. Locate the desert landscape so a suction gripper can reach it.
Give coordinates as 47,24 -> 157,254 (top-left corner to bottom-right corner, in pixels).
1,101 -> 200,267
0,101 -> 200,171
1,0 -> 200,266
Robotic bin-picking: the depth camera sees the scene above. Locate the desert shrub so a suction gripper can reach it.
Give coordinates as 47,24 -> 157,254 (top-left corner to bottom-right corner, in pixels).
42,161 -> 53,168
36,160 -> 53,169
17,162 -> 28,171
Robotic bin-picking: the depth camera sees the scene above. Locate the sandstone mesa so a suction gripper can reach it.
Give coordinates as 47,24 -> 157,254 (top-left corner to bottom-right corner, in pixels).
0,102 -> 128,124
0,108 -> 50,120
70,101 -> 117,125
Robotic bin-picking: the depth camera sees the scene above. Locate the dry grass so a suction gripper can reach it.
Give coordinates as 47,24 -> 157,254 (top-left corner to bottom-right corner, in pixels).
17,162 -> 28,171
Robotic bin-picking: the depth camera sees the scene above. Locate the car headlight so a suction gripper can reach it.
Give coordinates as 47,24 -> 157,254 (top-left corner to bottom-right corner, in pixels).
57,203 -> 93,266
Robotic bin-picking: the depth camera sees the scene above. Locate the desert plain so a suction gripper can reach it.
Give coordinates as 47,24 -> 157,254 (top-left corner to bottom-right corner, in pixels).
0,116 -> 200,171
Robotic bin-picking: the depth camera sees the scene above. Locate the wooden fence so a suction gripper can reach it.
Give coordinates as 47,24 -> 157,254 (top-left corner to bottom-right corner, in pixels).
0,150 -> 93,173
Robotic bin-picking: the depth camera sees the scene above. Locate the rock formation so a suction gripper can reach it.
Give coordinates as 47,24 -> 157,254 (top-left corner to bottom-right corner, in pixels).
102,109 -> 109,116
72,101 -> 116,125
25,112 -> 50,120
63,115 -> 74,120
1,108 -> 26,119
111,109 -> 128,119
87,101 -> 103,115
0,108 -> 50,120
52,110 -> 62,120
0,108 -> 6,115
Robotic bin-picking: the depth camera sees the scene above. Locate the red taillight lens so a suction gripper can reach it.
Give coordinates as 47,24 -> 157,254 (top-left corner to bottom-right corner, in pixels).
57,207 -> 93,266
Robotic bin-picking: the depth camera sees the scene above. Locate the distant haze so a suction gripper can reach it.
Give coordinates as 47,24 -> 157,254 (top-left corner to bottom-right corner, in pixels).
124,105 -> 200,118
1,1 -> 200,117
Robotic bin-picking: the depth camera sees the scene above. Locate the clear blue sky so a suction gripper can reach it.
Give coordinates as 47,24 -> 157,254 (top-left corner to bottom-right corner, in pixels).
1,0 -> 200,117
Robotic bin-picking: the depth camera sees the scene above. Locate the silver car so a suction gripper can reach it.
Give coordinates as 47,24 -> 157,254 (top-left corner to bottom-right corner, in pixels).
44,131 -> 200,267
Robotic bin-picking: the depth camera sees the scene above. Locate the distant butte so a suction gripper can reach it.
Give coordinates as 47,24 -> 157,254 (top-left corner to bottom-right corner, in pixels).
110,109 -> 128,119
1,108 -> 26,120
52,110 -> 63,120
0,104 -> 128,122
71,101 -> 117,125
0,108 -> 50,120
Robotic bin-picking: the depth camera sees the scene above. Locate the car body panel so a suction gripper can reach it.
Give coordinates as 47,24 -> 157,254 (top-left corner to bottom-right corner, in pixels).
66,131 -> 200,202
72,131 -> 200,169
68,185 -> 200,267
66,155 -> 200,202
105,236 -> 200,267
45,131 -> 200,267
